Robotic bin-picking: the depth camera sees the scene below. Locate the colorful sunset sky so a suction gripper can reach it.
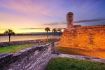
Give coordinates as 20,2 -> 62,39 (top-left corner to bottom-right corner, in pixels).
0,0 -> 105,33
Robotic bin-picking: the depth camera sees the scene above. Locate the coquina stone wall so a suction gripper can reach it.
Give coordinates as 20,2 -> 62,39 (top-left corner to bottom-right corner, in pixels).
0,43 -> 53,70
59,26 -> 105,50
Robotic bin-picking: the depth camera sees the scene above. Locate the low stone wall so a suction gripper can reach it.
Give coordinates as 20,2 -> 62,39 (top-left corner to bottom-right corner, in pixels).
0,54 -> 13,69
0,43 -> 53,70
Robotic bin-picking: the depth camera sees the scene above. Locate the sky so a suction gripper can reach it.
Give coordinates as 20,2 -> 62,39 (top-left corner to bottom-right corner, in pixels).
0,0 -> 105,33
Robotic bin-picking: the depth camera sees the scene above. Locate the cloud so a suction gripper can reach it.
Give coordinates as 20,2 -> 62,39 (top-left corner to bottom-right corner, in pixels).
0,0 -> 56,17
20,28 -> 44,30
0,12 -> 43,28
1,0 -> 105,29
75,18 -> 105,23
44,22 -> 63,25
44,22 -> 66,28
44,18 -> 105,26
0,0 -> 59,28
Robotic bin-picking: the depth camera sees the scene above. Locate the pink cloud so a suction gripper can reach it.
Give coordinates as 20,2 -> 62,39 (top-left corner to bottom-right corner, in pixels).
0,0 -> 64,30
0,0 -> 56,17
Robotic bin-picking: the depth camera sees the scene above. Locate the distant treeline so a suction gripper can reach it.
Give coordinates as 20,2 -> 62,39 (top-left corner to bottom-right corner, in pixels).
0,32 -> 62,36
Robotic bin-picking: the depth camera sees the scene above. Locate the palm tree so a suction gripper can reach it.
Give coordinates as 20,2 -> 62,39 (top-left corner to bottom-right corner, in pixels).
57,28 -> 62,36
4,29 -> 15,42
52,28 -> 57,37
45,27 -> 50,41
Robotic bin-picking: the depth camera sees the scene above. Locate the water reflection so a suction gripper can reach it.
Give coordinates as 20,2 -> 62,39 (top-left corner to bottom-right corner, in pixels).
0,35 -> 59,42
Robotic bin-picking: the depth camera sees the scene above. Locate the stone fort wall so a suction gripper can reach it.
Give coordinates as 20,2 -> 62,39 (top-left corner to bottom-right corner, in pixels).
59,25 -> 105,50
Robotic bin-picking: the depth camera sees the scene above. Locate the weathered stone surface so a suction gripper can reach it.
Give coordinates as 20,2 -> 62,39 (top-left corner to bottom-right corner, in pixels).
0,54 -> 13,70
0,43 -> 53,70
60,27 -> 105,49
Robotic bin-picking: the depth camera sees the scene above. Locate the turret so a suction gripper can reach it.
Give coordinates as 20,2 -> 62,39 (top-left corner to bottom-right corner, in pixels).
66,12 -> 74,29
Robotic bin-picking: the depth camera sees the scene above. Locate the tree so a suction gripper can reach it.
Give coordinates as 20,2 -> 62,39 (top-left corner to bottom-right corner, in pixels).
45,27 -> 50,41
4,29 -> 15,42
57,28 -> 62,36
52,28 -> 57,36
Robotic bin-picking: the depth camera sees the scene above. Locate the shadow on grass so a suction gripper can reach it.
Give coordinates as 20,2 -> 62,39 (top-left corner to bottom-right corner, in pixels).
56,47 -> 105,58
56,47 -> 91,55
46,57 -> 105,70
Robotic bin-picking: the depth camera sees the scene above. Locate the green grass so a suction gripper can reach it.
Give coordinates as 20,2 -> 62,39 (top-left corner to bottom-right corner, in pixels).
46,57 -> 105,70
0,44 -> 36,53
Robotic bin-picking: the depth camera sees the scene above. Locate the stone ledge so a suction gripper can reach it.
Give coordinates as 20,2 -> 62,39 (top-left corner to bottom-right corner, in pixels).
57,54 -> 105,63
0,43 -> 51,70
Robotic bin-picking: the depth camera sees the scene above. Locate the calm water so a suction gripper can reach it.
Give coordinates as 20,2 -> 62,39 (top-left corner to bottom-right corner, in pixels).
0,35 -> 59,42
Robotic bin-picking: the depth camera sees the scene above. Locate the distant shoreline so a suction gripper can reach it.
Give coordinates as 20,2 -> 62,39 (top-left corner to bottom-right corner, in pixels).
0,35 -> 60,43
0,32 -> 62,36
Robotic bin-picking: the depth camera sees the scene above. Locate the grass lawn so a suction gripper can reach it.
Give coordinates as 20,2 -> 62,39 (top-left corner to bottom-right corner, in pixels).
0,44 -> 36,53
46,57 -> 105,70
